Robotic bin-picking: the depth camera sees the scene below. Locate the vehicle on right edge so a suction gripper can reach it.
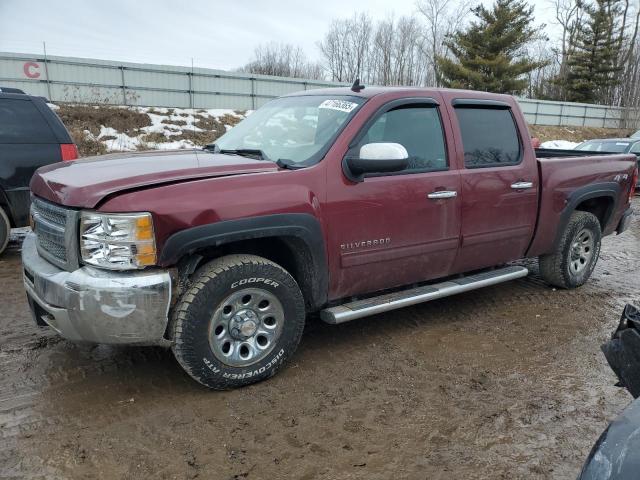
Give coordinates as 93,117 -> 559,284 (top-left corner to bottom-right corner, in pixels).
22,86 -> 638,389
574,138 -> 640,190
579,305 -> 640,480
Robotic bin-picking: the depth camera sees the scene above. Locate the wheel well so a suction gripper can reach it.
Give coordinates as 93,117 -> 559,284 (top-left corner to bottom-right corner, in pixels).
575,196 -> 614,231
178,236 -> 318,311
0,189 -> 14,227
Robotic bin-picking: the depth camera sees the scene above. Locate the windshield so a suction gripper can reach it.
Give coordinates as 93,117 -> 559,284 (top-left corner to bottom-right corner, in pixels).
214,95 -> 365,166
632,130 -> 640,139
576,140 -> 631,153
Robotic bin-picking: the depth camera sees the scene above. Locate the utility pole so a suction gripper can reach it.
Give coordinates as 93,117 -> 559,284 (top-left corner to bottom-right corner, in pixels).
189,57 -> 194,109
42,41 -> 53,101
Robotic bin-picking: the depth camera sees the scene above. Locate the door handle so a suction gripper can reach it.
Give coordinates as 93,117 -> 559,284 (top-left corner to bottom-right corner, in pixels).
428,190 -> 457,199
511,181 -> 533,190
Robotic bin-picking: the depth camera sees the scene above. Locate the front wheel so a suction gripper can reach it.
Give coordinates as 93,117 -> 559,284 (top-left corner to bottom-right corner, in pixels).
539,211 -> 602,289
171,254 -> 306,390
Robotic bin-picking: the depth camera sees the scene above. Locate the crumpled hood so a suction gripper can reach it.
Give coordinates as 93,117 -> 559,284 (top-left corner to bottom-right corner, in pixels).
30,149 -> 279,208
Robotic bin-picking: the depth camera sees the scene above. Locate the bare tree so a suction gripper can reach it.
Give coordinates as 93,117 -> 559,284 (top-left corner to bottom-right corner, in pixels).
239,42 -> 325,80
619,21 -> 640,118
391,16 -> 428,85
416,0 -> 466,86
371,18 -> 395,85
239,0 -> 638,122
546,0 -> 639,105
544,0 -> 586,100
616,0 -> 640,67
319,13 -> 429,86
318,13 -> 373,82
524,37 -> 559,98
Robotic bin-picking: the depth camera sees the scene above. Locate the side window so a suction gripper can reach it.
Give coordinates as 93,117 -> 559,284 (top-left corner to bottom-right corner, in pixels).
630,142 -> 640,154
357,105 -> 447,172
0,99 -> 57,144
455,107 -> 521,168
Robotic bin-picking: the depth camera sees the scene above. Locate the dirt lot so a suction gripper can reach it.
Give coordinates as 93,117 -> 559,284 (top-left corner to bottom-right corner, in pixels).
1,202 -> 639,480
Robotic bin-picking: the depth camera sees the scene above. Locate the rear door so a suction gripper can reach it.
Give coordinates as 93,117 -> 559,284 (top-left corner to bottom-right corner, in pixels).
0,96 -> 62,225
325,95 -> 462,299
442,96 -> 539,272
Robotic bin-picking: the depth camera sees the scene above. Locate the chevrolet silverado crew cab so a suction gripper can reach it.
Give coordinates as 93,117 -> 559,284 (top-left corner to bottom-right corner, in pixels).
23,86 -> 636,389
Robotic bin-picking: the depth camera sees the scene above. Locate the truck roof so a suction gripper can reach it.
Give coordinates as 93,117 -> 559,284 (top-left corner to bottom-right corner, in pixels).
285,86 -> 515,103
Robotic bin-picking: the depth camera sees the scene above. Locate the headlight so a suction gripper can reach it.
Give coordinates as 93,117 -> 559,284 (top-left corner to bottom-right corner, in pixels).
80,212 -> 156,270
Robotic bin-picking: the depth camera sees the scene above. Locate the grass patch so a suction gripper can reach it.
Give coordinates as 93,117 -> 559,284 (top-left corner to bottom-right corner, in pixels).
173,130 -> 220,145
147,108 -> 169,116
162,119 -> 187,126
57,104 -> 151,137
529,125 -> 635,143
141,132 -> 169,143
219,113 -> 243,128
68,127 -> 107,157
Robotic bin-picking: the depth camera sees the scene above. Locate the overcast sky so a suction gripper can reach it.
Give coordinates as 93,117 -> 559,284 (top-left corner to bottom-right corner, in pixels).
0,0 -> 559,71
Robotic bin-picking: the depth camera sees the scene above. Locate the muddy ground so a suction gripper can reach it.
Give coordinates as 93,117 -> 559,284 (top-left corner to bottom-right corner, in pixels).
1,202 -> 639,480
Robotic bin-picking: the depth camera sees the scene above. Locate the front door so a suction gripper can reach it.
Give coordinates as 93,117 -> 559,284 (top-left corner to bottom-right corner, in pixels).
325,97 -> 462,300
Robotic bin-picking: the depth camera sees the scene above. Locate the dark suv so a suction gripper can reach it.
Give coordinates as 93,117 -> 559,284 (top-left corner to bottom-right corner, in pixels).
0,87 -> 78,254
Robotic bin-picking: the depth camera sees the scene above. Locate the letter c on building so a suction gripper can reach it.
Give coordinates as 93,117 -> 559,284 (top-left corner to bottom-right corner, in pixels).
23,62 -> 41,79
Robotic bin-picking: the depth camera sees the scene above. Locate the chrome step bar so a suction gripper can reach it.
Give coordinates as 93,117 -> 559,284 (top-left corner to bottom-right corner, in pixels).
320,265 -> 529,324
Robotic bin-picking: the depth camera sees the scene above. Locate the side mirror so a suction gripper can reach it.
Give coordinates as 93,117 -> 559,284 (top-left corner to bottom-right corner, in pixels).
345,143 -> 409,181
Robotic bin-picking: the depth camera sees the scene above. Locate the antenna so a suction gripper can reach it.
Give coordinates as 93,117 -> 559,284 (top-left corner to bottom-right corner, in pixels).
351,78 -> 365,93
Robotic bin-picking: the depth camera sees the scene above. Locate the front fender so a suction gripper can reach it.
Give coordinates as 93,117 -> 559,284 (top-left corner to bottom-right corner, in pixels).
158,213 -> 328,310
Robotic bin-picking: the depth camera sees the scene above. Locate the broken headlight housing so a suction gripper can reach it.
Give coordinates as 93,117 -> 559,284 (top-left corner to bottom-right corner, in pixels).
80,212 -> 156,270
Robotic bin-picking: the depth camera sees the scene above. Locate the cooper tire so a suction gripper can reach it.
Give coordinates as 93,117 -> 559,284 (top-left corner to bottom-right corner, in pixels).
172,254 -> 305,390
0,206 -> 10,256
539,211 -> 602,289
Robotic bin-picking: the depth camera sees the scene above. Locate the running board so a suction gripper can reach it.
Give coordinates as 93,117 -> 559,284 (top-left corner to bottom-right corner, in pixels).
320,266 -> 529,324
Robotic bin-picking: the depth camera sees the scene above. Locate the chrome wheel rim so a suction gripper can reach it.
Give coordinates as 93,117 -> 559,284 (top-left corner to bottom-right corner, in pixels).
209,288 -> 284,367
570,228 -> 595,274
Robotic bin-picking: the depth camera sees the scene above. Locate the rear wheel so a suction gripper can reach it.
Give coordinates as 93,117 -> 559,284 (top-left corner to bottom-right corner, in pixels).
171,254 -> 306,390
0,206 -> 10,255
539,211 -> 602,289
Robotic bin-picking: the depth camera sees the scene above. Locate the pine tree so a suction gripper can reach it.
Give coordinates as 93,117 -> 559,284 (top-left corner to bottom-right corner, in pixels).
436,0 -> 547,94
564,0 -> 624,104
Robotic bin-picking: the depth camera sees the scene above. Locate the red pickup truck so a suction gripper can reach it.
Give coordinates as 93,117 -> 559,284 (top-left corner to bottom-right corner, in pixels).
23,87 -> 636,389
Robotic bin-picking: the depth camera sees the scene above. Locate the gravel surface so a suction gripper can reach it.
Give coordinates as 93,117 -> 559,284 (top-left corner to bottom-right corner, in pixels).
1,201 -> 639,479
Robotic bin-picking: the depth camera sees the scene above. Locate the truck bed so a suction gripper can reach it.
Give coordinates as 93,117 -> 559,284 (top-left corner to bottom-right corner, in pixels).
535,148 -> 624,159
526,152 -> 637,257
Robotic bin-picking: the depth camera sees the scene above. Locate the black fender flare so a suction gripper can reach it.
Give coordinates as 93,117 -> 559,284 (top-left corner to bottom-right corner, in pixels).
158,213 -> 328,310
553,182 -> 620,249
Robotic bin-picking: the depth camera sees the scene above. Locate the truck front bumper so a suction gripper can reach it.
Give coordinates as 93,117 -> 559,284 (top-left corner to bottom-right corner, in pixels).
22,233 -> 173,346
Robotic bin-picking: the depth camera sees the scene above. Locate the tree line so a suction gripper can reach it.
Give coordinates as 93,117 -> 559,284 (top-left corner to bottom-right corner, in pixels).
238,0 -> 639,112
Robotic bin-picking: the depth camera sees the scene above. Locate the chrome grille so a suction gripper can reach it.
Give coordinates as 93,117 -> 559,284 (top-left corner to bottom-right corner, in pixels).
31,197 -> 79,271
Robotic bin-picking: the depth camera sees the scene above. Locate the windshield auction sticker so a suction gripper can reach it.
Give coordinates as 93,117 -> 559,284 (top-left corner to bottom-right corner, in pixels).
319,99 -> 359,113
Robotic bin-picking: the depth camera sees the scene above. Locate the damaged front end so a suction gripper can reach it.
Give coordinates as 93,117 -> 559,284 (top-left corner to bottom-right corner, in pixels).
602,304 -> 640,398
579,304 -> 640,480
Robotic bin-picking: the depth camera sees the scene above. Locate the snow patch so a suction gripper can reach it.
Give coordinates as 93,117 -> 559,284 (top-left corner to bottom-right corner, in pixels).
540,140 -> 580,149
60,105 -> 247,153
